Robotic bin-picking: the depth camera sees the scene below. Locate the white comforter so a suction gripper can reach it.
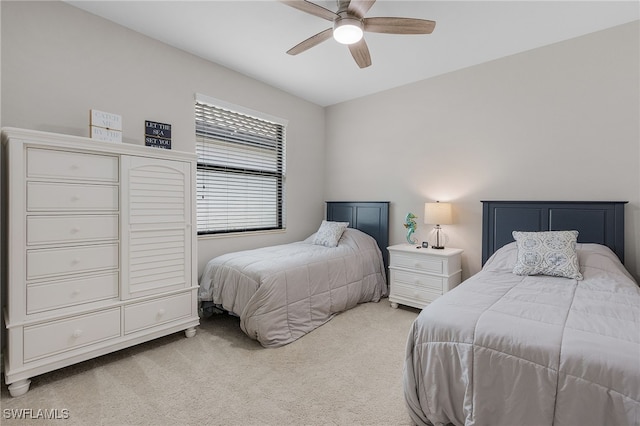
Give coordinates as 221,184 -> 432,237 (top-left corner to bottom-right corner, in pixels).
404,242 -> 640,426
199,228 -> 387,347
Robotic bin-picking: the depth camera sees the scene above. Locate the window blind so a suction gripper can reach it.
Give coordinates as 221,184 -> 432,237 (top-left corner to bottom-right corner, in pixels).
195,100 -> 286,234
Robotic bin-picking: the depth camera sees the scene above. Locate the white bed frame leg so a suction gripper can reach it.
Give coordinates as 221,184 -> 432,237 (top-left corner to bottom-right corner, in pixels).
184,327 -> 196,338
390,302 -> 399,309
8,379 -> 31,397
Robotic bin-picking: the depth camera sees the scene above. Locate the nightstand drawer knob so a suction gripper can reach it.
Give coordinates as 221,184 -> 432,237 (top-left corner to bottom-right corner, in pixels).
72,329 -> 83,338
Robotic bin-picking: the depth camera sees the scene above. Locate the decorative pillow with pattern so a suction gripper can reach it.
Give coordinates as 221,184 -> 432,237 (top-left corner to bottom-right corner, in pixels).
313,220 -> 350,247
512,230 -> 583,280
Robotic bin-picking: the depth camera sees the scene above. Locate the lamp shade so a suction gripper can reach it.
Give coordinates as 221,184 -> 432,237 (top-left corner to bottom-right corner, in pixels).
424,202 -> 453,225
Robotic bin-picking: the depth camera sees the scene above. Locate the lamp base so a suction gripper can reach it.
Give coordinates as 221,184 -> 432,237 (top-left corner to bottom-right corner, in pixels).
427,225 -> 448,250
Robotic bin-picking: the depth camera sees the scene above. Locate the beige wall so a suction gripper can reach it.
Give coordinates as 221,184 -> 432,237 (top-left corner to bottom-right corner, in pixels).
325,21 -> 640,280
0,1 -> 326,276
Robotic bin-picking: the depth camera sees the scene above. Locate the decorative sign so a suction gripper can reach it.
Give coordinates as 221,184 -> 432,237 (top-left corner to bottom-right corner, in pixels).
91,126 -> 122,142
89,109 -> 122,142
90,110 -> 122,130
145,121 -> 172,149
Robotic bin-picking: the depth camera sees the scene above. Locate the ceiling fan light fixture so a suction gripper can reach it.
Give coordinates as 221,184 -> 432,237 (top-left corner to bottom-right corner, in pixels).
282,0 -> 436,68
333,16 -> 363,45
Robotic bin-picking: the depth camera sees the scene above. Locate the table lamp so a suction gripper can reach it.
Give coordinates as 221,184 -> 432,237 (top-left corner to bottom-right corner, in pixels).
424,201 -> 453,249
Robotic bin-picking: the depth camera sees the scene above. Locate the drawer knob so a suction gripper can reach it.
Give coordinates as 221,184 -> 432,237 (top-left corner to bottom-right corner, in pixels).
70,227 -> 80,234
71,289 -> 80,297
71,195 -> 80,202
157,308 -> 166,317
71,258 -> 80,265
72,329 -> 83,338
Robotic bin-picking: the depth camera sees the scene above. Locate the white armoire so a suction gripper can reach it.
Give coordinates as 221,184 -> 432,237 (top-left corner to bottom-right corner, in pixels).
1,127 -> 199,396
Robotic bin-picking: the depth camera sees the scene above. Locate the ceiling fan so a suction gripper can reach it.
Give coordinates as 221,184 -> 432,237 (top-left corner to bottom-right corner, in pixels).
280,0 -> 436,68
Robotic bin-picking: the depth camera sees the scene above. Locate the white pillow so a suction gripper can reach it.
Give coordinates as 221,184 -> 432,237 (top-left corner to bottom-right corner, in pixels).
512,230 -> 583,280
313,220 -> 349,247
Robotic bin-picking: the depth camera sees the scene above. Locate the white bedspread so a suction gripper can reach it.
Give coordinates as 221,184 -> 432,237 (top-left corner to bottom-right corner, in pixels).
404,242 -> 640,426
199,228 -> 387,347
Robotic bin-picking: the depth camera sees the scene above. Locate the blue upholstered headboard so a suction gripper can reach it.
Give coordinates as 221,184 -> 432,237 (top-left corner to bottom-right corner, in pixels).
482,201 -> 627,265
326,201 -> 390,269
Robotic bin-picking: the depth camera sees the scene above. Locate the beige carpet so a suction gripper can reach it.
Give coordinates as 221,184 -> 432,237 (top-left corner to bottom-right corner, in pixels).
1,300 -> 420,426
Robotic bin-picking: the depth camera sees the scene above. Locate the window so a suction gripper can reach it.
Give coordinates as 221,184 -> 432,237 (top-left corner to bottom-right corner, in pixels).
195,95 -> 286,235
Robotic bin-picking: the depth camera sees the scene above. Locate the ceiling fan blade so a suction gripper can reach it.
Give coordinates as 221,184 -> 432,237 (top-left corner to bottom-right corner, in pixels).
347,0 -> 376,18
348,38 -> 372,68
280,1 -> 339,21
364,17 -> 436,34
286,28 -> 333,55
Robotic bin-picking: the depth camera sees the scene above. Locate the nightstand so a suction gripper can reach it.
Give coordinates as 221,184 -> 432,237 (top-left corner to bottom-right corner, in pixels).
387,244 -> 463,309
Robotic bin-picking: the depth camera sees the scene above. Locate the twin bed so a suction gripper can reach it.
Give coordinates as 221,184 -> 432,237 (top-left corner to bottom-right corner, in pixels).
404,201 -> 639,426
198,201 -> 389,348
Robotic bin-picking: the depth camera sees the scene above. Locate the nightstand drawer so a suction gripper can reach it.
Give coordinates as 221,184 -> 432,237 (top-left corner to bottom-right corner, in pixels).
27,148 -> 118,182
23,308 -> 121,361
392,269 -> 444,292
391,282 -> 442,305
390,253 -> 443,274
124,292 -> 192,334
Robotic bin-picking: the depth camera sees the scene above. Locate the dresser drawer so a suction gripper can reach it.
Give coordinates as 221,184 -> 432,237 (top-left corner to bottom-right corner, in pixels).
27,214 -> 119,246
27,148 -> 118,182
23,308 -> 121,362
390,253 -> 444,274
390,282 -> 442,306
27,243 -> 118,280
124,292 -> 192,334
27,272 -> 119,313
392,269 -> 444,292
27,182 -> 119,212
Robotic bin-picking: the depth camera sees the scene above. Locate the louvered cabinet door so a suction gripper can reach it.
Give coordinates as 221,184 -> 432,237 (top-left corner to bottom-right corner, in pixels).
120,156 -> 193,299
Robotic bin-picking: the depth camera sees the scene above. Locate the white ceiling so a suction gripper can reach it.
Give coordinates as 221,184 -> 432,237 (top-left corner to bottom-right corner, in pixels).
65,1 -> 639,106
